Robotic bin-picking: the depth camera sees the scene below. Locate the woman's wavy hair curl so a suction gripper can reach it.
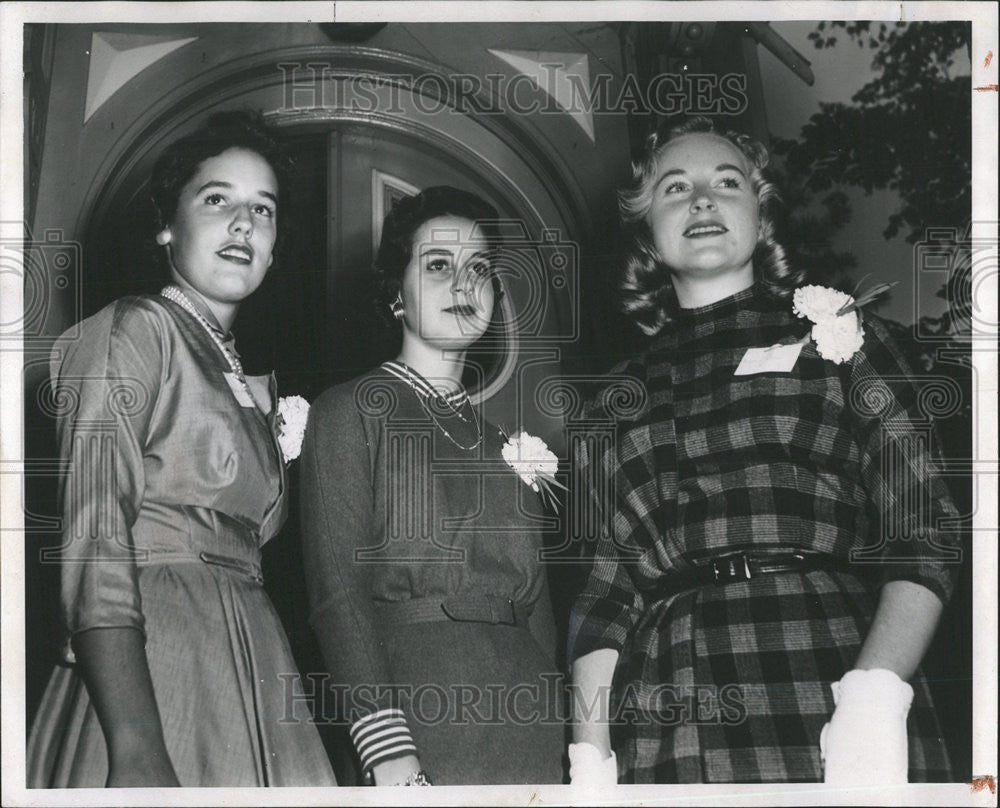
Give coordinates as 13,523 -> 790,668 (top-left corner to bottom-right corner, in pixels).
617,116 -> 801,335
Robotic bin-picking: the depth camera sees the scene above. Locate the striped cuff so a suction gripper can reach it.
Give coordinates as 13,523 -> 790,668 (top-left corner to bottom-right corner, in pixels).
350,708 -> 418,774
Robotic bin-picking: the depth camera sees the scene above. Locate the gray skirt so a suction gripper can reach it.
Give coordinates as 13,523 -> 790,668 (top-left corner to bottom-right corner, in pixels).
28,560 -> 337,787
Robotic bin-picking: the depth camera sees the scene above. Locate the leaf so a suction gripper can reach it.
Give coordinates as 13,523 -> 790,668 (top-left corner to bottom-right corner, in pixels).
537,473 -> 570,493
837,281 -> 899,314
782,21 -> 970,248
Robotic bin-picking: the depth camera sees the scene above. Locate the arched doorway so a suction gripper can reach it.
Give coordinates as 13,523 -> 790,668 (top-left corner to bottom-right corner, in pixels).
82,46 -> 587,420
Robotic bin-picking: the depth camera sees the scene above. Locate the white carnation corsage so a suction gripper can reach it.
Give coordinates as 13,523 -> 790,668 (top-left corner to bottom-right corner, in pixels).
276,395 -> 310,462
792,279 -> 895,365
500,427 -> 568,510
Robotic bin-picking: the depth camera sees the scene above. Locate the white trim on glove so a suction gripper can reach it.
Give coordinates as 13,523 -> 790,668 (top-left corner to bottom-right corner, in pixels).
568,742 -> 618,787
821,668 -> 914,785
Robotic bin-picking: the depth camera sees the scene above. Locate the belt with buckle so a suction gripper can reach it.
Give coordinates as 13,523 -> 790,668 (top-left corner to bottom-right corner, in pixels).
141,550 -> 264,583
652,550 -> 859,597
375,593 -> 532,628
199,550 -> 264,583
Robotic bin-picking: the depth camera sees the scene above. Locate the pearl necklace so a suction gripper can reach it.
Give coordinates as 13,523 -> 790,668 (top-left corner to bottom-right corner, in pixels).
386,361 -> 483,451
160,285 -> 256,405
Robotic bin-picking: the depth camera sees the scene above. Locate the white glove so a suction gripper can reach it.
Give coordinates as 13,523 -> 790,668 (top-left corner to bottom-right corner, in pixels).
820,668 -> 913,785
568,742 -> 618,787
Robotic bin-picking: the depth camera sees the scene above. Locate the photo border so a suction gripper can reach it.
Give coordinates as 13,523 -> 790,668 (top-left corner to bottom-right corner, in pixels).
2,2 -> 996,806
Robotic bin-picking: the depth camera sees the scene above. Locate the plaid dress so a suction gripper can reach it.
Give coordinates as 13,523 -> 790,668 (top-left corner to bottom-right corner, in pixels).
568,286 -> 960,783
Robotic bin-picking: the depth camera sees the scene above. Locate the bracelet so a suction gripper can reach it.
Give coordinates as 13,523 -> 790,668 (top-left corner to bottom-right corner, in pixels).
402,770 -> 432,786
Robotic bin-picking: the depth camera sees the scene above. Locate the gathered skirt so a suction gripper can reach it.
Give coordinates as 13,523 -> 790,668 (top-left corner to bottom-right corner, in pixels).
28,560 -> 336,787
610,570 -> 952,783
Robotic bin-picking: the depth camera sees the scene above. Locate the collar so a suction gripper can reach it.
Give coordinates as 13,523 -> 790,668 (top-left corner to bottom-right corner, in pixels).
382,361 -> 469,406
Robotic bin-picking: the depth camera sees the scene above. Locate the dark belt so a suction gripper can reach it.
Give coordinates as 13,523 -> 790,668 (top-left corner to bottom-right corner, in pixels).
375,593 -> 532,628
652,550 -> 860,597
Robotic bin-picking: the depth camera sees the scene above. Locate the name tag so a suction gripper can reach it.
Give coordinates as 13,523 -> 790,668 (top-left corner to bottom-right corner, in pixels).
223,371 -> 257,408
244,374 -> 273,416
734,343 -> 803,376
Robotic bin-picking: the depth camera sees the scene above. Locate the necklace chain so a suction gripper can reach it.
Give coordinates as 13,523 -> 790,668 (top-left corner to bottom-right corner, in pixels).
160,285 -> 255,399
392,362 -> 483,451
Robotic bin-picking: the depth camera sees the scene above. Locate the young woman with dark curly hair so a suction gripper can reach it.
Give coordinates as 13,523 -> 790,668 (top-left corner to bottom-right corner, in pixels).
567,117 -> 960,785
299,186 -> 564,786
27,110 -> 336,787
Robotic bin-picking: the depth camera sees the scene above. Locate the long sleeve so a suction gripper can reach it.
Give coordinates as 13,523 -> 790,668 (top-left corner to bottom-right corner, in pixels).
846,315 -> 962,604
52,300 -> 165,639
299,386 -> 416,772
566,432 -> 644,665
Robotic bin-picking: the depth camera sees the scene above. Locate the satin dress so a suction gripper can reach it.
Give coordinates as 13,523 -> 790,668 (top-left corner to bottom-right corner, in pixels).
27,294 -> 336,787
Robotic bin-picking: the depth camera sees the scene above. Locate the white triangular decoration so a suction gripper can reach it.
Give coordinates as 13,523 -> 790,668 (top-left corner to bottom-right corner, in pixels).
85,32 -> 198,122
488,49 -> 594,142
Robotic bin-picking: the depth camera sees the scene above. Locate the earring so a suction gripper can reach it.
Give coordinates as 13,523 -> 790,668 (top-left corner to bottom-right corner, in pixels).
390,295 -> 405,321
156,229 -> 171,246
